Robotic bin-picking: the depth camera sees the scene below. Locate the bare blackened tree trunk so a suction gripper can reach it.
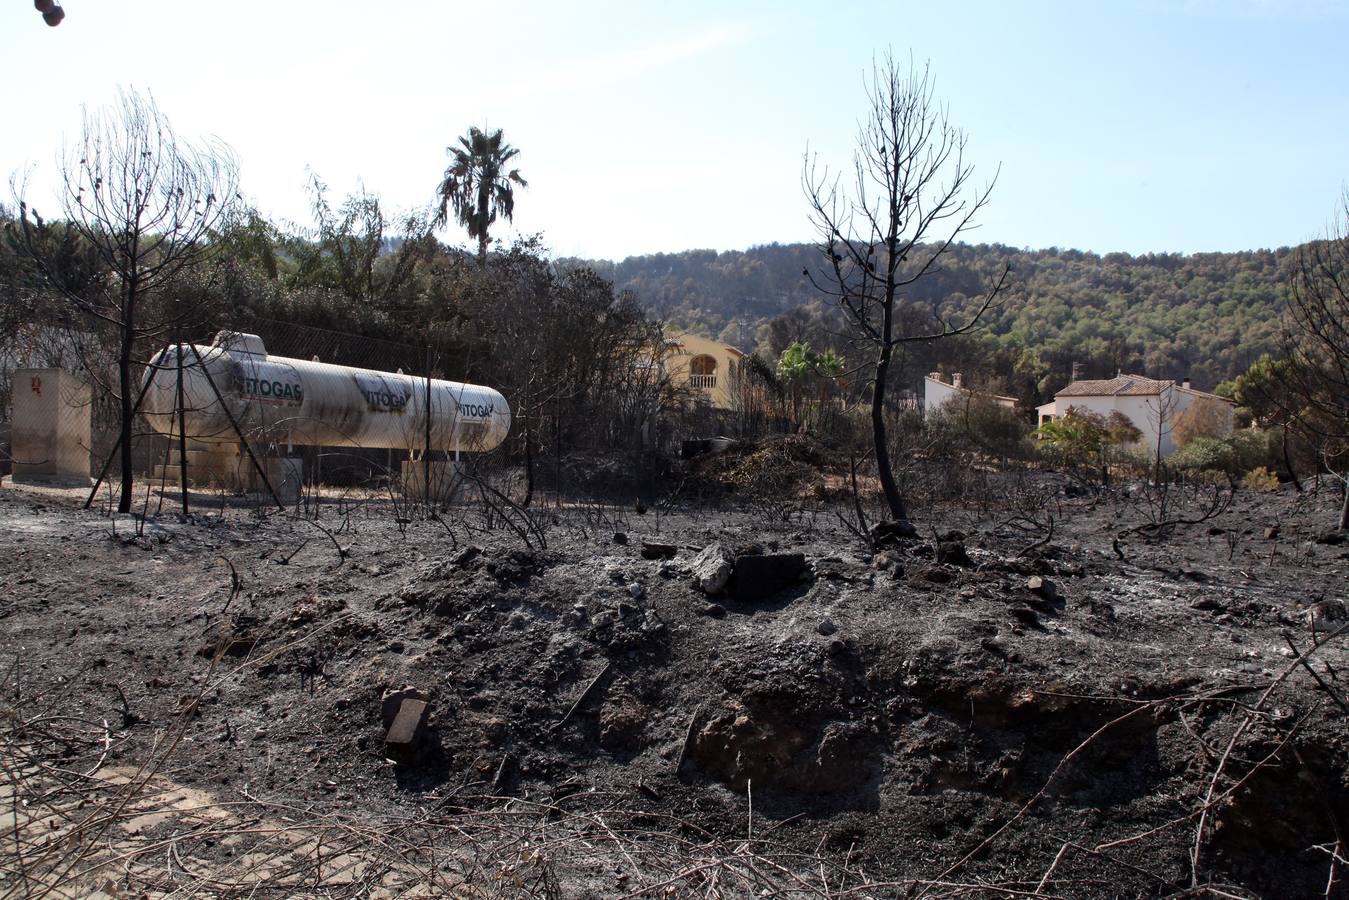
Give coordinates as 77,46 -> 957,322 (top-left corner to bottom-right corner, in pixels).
870,296 -> 905,519
1280,195 -> 1349,530
119,272 -> 138,509
12,90 -> 238,512
1281,427 -> 1302,492
1341,477 -> 1349,531
804,55 -> 1010,524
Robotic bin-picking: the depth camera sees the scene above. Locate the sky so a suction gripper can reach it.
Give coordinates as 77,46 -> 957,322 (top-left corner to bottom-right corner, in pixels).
4,0 -> 1349,261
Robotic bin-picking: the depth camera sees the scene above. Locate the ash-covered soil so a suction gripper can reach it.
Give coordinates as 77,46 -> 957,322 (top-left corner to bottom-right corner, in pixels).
2,476 -> 1347,897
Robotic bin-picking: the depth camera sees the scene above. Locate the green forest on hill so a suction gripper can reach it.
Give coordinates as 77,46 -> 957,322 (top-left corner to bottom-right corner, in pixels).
580,242 -> 1295,407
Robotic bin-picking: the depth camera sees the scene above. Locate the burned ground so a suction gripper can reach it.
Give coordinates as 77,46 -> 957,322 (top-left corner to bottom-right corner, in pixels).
2,476 -> 1347,897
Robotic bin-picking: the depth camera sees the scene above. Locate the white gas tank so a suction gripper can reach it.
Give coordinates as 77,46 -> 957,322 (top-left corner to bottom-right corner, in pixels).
141,332 -> 511,452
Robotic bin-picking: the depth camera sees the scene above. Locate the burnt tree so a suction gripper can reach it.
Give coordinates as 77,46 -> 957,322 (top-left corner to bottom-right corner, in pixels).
1282,197 -> 1349,529
804,55 -> 1009,524
11,90 -> 238,512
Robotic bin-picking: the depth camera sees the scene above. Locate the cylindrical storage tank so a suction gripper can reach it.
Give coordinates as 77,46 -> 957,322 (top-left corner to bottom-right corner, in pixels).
141,333 -> 511,452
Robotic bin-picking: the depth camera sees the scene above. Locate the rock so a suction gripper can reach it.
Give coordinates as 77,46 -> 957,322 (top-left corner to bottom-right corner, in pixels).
700,603 -> 727,618
612,532 -> 628,545
641,541 -> 679,560
919,566 -> 953,585
1011,607 -> 1041,628
383,690 -> 431,751
1315,530 -> 1347,546
1264,526 -> 1280,540
1191,597 -> 1225,611
871,519 -> 919,547
690,542 -> 734,595
628,583 -> 645,599
817,618 -> 838,636
730,553 -> 809,601
936,540 -> 971,566
1026,575 -> 1057,600
381,686 -> 431,729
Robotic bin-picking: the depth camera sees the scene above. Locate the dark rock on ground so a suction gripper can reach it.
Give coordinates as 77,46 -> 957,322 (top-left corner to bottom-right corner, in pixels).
729,552 -> 809,601
937,540 -> 972,566
871,519 -> 919,546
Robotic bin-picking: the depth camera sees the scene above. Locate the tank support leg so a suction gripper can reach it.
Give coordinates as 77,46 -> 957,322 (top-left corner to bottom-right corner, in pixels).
185,342 -> 286,512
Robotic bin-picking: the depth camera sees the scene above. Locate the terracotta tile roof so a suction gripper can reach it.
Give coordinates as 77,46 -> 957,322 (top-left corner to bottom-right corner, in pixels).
1054,375 -> 1234,404
1055,374 -> 1172,398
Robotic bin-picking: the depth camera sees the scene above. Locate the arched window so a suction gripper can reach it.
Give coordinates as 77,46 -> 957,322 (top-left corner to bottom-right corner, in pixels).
689,354 -> 717,389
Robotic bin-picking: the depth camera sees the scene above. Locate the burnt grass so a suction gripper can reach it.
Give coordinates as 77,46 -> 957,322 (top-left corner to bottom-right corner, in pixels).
2,473 -> 1348,897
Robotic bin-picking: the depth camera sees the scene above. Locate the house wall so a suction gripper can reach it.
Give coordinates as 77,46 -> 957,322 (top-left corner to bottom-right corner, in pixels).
1050,387 -> 1232,458
924,376 -> 1017,416
923,377 -> 962,414
666,332 -> 743,411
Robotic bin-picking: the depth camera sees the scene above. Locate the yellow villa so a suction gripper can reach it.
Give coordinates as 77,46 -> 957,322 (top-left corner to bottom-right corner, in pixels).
664,330 -> 746,411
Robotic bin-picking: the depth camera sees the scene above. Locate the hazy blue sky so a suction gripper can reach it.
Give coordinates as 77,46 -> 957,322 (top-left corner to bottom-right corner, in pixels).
4,0 -> 1348,260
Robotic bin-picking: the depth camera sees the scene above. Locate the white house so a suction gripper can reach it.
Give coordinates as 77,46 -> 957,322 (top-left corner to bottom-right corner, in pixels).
923,372 -> 1018,415
1035,374 -> 1234,457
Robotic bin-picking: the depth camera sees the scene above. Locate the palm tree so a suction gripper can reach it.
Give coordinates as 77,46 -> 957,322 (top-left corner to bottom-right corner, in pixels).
434,126 -> 527,265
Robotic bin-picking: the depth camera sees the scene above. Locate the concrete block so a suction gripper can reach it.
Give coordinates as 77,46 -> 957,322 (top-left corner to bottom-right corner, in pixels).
10,368 -> 91,484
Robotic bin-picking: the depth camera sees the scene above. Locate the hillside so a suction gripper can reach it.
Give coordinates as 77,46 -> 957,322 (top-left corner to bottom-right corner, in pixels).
579,243 -> 1297,397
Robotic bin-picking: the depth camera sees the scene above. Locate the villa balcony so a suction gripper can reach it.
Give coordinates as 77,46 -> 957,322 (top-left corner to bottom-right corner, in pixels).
689,374 -> 717,389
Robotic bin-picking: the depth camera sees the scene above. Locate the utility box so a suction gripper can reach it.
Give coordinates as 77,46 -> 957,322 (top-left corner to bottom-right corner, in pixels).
10,368 -> 92,484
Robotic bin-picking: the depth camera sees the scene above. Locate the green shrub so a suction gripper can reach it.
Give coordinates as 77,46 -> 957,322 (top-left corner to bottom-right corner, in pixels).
1033,407 -> 1107,468
1170,429 -> 1279,478
1170,436 -> 1235,474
